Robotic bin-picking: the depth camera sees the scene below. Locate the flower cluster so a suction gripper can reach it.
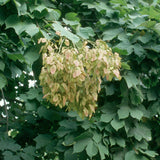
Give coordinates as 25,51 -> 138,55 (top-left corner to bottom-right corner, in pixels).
39,38 -> 121,118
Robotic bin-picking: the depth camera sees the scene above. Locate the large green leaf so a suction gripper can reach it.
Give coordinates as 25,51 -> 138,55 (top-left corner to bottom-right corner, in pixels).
0,0 -> 10,6
34,134 -> 52,149
130,86 -> 144,105
52,22 -> 79,43
139,150 -> 158,158
113,151 -> 124,160
140,7 -> 160,20
148,101 -> 160,117
111,118 -> 125,131
64,134 -> 74,146
5,15 -> 39,37
10,64 -> 22,79
92,131 -> 102,144
100,113 -> 115,123
25,101 -> 37,111
23,146 -> 36,156
7,53 -> 25,63
103,28 -> 123,41
77,27 -> 95,39
13,1 -> 28,16
109,137 -> 116,146
0,138 -> 21,151
105,84 -> 115,96
25,24 -> 39,37
128,123 -> 151,141
29,4 -> 52,13
149,44 -> 160,52
100,103 -> 117,132
3,151 -> 21,160
74,131 -> 93,141
116,138 -> 126,147
117,105 -> 130,119
86,140 -> 98,158
39,0 -> 56,8
113,48 -> 129,55
97,142 -> 109,160
24,46 -> 40,65
56,127 -> 71,138
140,21 -> 156,28
63,18 -> 79,26
46,9 -> 61,21
65,12 -> 80,21
121,62 -> 131,70
154,23 -> 160,35
82,1 -> 109,12
59,119 -> 77,130
20,153 -> 34,160
133,44 -> 145,57
114,41 -> 133,55
129,17 -> 146,29
38,106 -> 61,122
147,89 -> 157,101
26,88 -> 40,100
123,72 -> 139,88
73,138 -> 92,153
81,120 -> 93,130
64,148 -> 78,160
110,0 -> 127,6
130,108 -> 143,121
136,33 -> 152,44
73,131 -> 93,153
125,151 -> 140,160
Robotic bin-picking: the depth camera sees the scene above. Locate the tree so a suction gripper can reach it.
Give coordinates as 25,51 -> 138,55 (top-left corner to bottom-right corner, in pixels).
0,0 -> 160,159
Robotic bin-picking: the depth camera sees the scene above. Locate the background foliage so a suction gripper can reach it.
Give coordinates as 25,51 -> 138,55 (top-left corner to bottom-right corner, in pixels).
0,0 -> 160,159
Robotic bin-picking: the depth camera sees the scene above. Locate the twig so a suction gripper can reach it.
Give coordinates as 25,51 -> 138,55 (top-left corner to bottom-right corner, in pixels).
1,89 -> 8,132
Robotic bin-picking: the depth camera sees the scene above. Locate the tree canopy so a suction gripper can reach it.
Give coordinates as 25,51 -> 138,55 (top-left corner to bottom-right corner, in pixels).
0,0 -> 160,160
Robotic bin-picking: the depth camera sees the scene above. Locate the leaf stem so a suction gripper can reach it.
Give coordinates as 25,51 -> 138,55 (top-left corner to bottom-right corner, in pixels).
58,38 -> 64,54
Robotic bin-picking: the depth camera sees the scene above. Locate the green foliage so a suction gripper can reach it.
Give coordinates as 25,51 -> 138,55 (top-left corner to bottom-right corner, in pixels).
0,0 -> 160,160
0,74 -> 7,89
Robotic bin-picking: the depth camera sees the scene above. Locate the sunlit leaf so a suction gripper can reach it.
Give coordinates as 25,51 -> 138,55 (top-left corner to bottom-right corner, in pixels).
52,22 -> 79,43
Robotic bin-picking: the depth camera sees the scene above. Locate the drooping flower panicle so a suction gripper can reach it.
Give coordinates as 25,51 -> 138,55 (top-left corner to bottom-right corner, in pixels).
39,38 -> 121,118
